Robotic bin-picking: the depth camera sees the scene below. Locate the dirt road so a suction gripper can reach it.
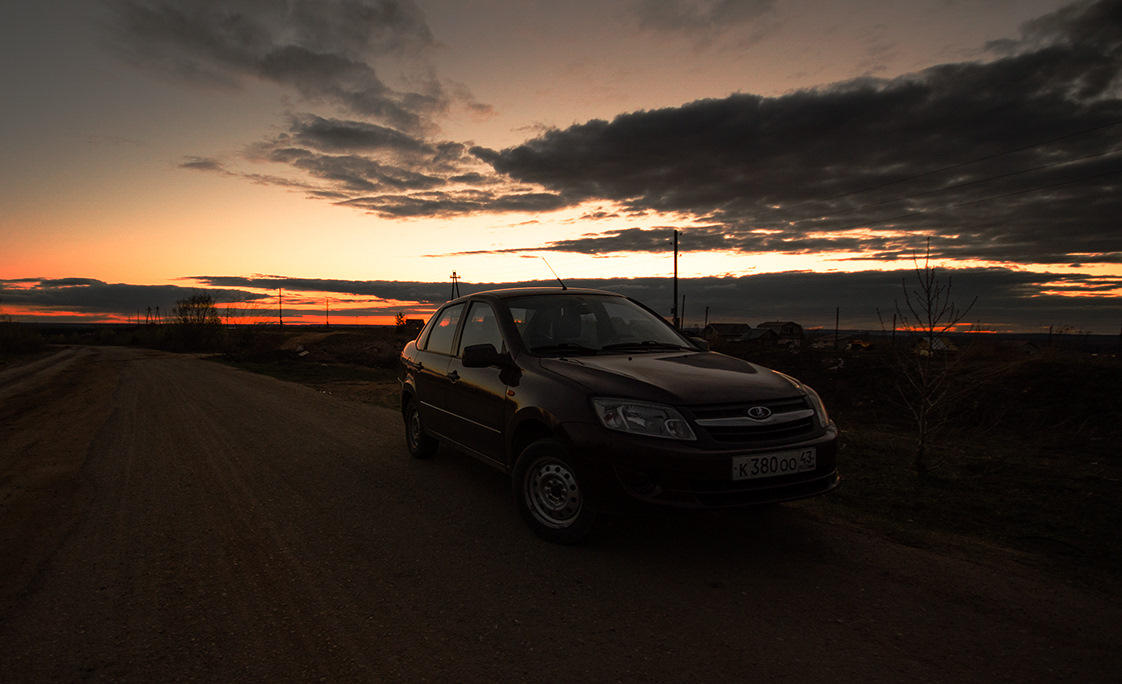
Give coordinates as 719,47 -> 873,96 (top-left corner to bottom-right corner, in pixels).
1,347 -> 1118,682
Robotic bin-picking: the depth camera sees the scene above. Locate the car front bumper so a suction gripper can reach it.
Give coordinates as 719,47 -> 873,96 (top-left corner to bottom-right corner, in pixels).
558,422 -> 840,512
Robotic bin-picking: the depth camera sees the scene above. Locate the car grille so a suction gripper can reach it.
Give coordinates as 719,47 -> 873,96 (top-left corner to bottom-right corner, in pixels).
688,397 -> 817,445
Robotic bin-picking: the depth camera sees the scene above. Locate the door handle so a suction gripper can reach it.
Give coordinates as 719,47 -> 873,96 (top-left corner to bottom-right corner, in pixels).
447,370 -> 460,382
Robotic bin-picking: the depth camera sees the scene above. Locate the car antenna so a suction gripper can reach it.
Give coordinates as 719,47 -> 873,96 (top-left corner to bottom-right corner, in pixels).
542,257 -> 567,290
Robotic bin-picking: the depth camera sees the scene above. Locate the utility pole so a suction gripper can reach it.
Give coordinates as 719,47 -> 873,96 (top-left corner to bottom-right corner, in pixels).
278,289 -> 283,327
325,298 -> 330,327
450,271 -> 461,300
672,230 -> 679,329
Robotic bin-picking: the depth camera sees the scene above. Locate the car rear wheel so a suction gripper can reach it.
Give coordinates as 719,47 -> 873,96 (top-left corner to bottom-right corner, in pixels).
404,396 -> 437,458
513,439 -> 595,544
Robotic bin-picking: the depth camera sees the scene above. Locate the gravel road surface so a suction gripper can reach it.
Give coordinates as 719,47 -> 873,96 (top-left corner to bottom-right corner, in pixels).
1,347 -> 1118,682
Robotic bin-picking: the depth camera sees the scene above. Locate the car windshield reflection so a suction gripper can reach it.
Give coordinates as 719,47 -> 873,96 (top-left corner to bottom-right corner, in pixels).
505,294 -> 689,355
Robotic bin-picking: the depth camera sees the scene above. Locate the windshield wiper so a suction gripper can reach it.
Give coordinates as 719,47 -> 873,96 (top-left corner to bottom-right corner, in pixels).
601,341 -> 690,352
530,343 -> 600,356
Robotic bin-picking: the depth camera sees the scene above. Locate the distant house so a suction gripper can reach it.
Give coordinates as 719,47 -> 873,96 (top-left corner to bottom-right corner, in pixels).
912,336 -> 958,356
703,323 -> 779,346
401,318 -> 425,336
811,335 -> 870,351
821,336 -> 870,352
744,328 -> 779,345
758,321 -> 804,348
704,323 -> 753,343
841,336 -> 873,351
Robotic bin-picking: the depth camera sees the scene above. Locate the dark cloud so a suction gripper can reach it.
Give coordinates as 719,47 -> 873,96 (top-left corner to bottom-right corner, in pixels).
102,0 -> 473,132
192,268 -> 1122,333
188,274 -> 449,306
335,190 -> 566,217
280,114 -> 428,154
178,156 -> 227,172
510,268 -> 1119,334
176,113 -> 528,210
7,269 -> 1117,332
1,278 -> 264,320
634,0 -> 776,41
485,0 -> 1122,266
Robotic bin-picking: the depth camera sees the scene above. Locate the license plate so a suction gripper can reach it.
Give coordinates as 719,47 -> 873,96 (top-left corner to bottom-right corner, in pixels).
732,449 -> 816,480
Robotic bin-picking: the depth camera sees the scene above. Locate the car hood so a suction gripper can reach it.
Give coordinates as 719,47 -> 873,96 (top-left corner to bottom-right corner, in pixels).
536,351 -> 803,405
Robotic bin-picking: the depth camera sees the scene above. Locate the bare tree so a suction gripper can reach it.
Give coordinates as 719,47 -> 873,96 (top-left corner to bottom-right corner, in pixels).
171,293 -> 222,351
880,239 -> 977,476
172,293 -> 221,326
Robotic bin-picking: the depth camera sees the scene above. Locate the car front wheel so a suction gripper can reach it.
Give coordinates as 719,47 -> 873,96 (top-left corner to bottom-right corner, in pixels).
404,396 -> 437,458
513,439 -> 595,544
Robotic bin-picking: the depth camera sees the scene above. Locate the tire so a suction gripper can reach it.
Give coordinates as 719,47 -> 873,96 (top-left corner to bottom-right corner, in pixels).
404,396 -> 437,459
512,439 -> 596,544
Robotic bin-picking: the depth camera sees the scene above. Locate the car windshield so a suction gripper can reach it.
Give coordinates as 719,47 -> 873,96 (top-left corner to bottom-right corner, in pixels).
505,294 -> 692,355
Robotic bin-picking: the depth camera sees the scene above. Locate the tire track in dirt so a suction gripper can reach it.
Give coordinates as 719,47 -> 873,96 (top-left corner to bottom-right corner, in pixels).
0,346 -> 119,621
1,348 -> 397,679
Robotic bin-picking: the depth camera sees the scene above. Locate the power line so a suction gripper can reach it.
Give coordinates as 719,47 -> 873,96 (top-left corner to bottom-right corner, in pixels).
948,163 -> 1122,209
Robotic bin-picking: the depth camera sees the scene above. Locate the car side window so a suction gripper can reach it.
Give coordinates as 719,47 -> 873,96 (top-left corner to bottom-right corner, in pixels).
457,302 -> 504,355
422,303 -> 465,356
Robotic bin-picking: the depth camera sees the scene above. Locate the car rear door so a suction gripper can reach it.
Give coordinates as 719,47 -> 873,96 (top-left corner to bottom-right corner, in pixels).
440,300 -> 509,465
412,302 -> 464,438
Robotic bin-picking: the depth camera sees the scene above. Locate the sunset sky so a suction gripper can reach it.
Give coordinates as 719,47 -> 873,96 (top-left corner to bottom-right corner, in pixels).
2,0 -> 1120,333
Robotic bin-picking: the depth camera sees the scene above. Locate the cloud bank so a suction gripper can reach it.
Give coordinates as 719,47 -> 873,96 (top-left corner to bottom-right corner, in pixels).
104,0 -> 451,131
6,265 -> 1118,332
0,278 -> 265,323
116,0 -> 1122,272
483,0 -> 1122,266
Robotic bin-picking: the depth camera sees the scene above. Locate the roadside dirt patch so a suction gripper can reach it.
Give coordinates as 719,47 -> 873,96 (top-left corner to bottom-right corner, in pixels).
0,348 -> 118,614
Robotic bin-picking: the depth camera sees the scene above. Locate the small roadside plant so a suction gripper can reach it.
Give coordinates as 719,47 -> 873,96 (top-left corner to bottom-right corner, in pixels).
879,239 -> 977,476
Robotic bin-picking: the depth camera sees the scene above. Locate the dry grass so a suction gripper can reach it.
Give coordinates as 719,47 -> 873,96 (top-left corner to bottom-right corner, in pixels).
747,344 -> 1122,582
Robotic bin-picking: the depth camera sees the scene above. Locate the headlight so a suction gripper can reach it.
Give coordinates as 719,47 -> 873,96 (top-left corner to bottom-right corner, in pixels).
804,385 -> 831,430
776,373 -> 831,430
592,398 -> 697,441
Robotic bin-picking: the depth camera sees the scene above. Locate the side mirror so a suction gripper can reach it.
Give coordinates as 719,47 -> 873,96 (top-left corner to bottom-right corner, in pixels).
462,343 -> 507,368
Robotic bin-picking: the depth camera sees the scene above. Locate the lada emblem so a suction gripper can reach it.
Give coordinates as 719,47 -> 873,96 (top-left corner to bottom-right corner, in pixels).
746,406 -> 772,420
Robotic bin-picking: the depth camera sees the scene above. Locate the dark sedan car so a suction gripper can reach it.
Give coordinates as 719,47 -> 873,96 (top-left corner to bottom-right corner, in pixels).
400,288 -> 838,543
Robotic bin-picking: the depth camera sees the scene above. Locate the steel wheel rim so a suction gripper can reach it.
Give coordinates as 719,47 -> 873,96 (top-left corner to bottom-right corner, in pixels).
526,459 -> 582,528
408,408 -> 423,449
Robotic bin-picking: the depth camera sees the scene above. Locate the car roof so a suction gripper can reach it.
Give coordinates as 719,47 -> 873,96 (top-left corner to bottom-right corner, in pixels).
451,287 -> 626,303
